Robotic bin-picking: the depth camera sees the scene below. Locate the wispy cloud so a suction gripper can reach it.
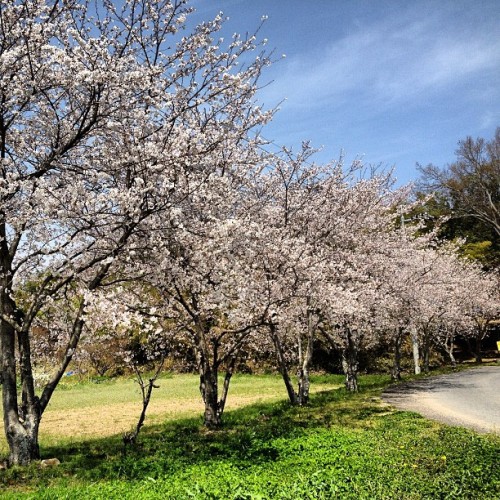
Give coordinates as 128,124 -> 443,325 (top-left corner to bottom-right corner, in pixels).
260,6 -> 500,112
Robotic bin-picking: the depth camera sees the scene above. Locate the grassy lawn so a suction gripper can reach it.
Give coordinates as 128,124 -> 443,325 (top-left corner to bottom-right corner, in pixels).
27,373 -> 321,447
0,372 -> 498,499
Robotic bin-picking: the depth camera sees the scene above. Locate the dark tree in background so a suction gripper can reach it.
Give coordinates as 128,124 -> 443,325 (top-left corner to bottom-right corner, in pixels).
416,128 -> 500,268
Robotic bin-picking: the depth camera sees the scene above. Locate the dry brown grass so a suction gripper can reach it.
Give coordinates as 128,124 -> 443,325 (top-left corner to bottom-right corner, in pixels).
39,394 -> 278,440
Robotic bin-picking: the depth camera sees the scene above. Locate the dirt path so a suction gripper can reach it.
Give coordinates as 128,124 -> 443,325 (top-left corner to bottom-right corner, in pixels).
382,366 -> 500,434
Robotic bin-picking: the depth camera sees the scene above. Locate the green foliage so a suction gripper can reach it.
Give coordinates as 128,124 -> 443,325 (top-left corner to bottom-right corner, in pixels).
415,128 -> 500,268
459,240 -> 494,262
0,374 -> 498,499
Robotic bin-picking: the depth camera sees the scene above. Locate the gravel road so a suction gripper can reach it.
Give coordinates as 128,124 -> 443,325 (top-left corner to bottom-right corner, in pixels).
382,366 -> 500,434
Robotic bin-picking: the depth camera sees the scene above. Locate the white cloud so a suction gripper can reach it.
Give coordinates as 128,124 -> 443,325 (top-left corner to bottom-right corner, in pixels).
260,7 -> 500,112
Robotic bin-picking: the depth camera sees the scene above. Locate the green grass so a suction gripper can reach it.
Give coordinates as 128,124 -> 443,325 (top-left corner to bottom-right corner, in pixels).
0,372 -> 498,499
45,372 -> 338,411
1,373 -> 333,454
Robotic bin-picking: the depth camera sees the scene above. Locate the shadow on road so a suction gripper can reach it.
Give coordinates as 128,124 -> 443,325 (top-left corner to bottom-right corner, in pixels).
383,377 -> 465,396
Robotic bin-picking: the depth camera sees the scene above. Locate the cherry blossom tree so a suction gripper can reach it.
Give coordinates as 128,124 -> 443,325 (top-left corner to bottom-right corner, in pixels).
256,152 -> 497,392
230,144 -> 344,405
414,250 -> 499,370
314,174 -> 408,391
246,145 -> 409,397
254,146 -> 331,405
138,224 -> 269,427
116,139 -> 275,427
373,225 -> 499,375
84,287 -> 170,445
449,264 -> 499,363
0,0 -> 272,464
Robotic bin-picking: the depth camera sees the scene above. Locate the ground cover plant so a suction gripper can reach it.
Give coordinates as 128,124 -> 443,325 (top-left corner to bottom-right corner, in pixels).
0,372 -> 498,499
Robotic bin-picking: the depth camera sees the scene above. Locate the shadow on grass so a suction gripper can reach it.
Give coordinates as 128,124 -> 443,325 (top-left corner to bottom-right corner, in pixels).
2,368 -> 498,499
0,381 -> 393,488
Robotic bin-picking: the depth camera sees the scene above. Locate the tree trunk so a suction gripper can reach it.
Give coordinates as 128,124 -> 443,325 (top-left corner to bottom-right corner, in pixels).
474,327 -> 486,363
447,343 -> 457,368
0,295 -> 83,466
196,332 -> 238,428
199,362 -> 236,429
1,273 -> 41,466
218,358 -> 236,418
341,327 -> 358,392
467,319 -> 488,364
474,334 -> 483,364
422,328 -> 431,374
194,325 -> 221,428
1,326 -> 40,465
124,359 -> 164,447
297,360 -> 311,405
410,326 -> 421,375
269,324 -> 298,405
445,330 -> 457,368
391,327 -> 403,381
5,423 -> 40,467
199,367 -> 221,428
297,307 -> 316,405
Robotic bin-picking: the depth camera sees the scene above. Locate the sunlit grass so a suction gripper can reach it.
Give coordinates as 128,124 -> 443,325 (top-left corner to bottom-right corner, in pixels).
0,371 -> 497,499
0,373 -> 342,454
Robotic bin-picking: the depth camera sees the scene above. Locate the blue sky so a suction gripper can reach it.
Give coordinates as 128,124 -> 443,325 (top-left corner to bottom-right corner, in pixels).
190,1 -> 499,186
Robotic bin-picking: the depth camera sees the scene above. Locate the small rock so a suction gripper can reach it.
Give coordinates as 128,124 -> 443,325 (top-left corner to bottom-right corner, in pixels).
40,458 -> 60,467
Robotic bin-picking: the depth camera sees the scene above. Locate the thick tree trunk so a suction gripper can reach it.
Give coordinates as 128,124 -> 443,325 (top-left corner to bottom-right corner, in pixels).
0,267 -> 41,466
410,326 -> 421,375
195,324 -> 221,428
391,327 -> 403,381
5,302 -> 85,465
199,365 -> 236,428
269,324 -> 298,405
1,325 -> 40,465
196,333 -> 237,428
5,417 -> 40,467
342,328 -> 358,392
199,367 -> 235,428
199,363 -> 222,428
